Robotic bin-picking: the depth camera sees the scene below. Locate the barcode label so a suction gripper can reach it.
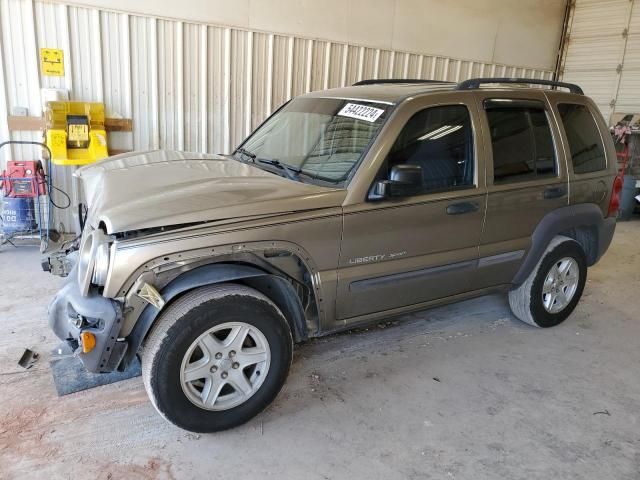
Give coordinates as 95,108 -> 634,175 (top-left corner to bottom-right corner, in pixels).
337,103 -> 385,122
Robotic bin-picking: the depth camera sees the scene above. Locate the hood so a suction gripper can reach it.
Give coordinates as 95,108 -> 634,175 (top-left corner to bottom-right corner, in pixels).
76,150 -> 346,234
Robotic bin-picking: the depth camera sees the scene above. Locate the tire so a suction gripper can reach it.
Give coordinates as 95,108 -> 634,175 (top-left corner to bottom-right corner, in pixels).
508,236 -> 587,328
141,284 -> 293,432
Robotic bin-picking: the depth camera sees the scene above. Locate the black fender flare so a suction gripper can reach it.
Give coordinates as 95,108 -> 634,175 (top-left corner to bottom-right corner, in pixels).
512,203 -> 614,286
119,263 -> 306,370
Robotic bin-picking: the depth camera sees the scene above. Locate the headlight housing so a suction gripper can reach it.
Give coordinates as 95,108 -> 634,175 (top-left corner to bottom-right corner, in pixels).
77,229 -> 112,295
92,240 -> 111,286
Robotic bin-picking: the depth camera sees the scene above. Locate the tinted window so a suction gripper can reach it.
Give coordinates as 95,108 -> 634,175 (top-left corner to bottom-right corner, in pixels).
558,103 -> 606,174
486,105 -> 557,184
386,105 -> 474,193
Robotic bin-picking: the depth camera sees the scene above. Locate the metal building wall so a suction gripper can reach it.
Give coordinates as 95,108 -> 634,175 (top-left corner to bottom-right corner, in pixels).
0,0 -> 554,231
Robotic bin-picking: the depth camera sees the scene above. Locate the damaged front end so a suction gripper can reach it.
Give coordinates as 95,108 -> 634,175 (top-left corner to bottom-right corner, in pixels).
42,247 -> 78,277
45,227 -> 128,373
47,271 -> 124,372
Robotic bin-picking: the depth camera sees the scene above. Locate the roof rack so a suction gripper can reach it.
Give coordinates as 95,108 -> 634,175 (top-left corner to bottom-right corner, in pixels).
353,79 -> 452,86
456,77 -> 584,95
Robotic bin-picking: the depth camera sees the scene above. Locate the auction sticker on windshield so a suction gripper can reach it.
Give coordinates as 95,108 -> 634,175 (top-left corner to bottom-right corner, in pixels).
338,103 -> 385,122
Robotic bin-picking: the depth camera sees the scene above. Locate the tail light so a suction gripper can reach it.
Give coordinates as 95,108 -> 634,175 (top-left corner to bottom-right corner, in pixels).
608,175 -> 624,217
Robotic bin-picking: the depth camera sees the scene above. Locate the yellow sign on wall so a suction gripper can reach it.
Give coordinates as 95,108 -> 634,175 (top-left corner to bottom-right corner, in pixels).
40,48 -> 64,76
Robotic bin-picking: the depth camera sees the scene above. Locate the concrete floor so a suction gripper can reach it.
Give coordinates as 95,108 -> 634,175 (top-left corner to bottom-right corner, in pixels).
0,221 -> 639,480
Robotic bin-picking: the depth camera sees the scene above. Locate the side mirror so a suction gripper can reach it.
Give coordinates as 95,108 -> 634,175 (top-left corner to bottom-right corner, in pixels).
390,164 -> 422,185
369,164 -> 423,200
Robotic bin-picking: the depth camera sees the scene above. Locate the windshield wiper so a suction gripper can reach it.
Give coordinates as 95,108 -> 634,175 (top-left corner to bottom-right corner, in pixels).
235,147 -> 256,162
257,158 -> 301,181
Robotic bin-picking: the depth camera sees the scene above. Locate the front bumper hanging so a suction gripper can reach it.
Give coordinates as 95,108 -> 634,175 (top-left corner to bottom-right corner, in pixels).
48,273 -> 125,373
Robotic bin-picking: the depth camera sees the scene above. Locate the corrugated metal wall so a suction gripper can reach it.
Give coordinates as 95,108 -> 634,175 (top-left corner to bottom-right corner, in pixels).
0,0 -> 554,231
561,0 -> 639,122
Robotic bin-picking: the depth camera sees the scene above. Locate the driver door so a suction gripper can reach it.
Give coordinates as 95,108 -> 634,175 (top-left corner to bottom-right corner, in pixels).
336,99 -> 487,321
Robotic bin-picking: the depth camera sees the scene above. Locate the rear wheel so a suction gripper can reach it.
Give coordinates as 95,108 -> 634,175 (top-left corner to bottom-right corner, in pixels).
141,284 -> 292,432
509,236 -> 587,328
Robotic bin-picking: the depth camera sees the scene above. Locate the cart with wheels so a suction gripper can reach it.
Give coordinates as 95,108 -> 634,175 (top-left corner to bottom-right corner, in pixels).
0,140 -> 59,252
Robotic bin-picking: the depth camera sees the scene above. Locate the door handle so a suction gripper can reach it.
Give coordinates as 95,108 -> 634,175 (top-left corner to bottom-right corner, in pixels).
544,186 -> 567,199
446,201 -> 480,215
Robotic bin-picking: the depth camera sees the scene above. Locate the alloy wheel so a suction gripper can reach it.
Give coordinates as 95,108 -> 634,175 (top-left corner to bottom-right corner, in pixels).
179,322 -> 271,411
541,257 -> 580,314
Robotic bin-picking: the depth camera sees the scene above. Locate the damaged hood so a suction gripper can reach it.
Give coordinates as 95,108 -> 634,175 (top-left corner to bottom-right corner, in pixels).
76,150 -> 346,234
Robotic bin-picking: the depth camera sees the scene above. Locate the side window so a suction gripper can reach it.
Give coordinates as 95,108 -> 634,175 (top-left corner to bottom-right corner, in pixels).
486,103 -> 557,184
386,105 -> 474,193
558,103 -> 607,174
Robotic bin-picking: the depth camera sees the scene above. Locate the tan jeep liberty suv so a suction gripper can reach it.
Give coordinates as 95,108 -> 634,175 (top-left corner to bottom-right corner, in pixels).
45,78 -> 621,432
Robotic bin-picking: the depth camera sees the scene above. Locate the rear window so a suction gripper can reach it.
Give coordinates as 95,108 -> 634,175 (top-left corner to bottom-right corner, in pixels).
486,103 -> 557,184
558,103 -> 606,174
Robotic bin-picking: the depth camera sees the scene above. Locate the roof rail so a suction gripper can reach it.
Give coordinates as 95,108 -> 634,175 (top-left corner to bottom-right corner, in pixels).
353,79 -> 452,86
456,77 -> 584,95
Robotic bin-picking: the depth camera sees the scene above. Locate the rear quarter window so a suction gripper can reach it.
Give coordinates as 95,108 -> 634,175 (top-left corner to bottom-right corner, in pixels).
558,103 -> 607,174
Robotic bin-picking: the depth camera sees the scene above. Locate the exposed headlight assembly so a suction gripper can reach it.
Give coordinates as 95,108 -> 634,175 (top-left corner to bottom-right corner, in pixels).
92,240 -> 111,286
77,229 -> 112,295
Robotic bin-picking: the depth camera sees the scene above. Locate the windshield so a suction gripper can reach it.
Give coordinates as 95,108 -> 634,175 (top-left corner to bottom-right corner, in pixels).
234,97 -> 391,186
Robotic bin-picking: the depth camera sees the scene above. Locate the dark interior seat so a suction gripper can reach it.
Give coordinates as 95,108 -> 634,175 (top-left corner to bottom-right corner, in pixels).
392,140 -> 460,190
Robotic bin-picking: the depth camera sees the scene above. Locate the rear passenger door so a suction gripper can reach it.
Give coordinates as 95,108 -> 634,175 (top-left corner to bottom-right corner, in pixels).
472,92 -> 568,290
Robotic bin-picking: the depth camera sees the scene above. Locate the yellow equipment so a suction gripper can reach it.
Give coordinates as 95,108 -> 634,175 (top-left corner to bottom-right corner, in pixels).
44,101 -> 109,165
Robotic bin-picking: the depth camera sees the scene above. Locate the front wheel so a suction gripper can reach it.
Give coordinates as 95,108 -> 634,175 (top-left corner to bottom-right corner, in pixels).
141,284 -> 292,432
509,236 -> 587,328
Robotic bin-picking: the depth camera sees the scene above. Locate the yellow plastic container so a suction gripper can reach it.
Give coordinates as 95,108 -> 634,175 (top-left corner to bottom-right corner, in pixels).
44,101 -> 109,166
